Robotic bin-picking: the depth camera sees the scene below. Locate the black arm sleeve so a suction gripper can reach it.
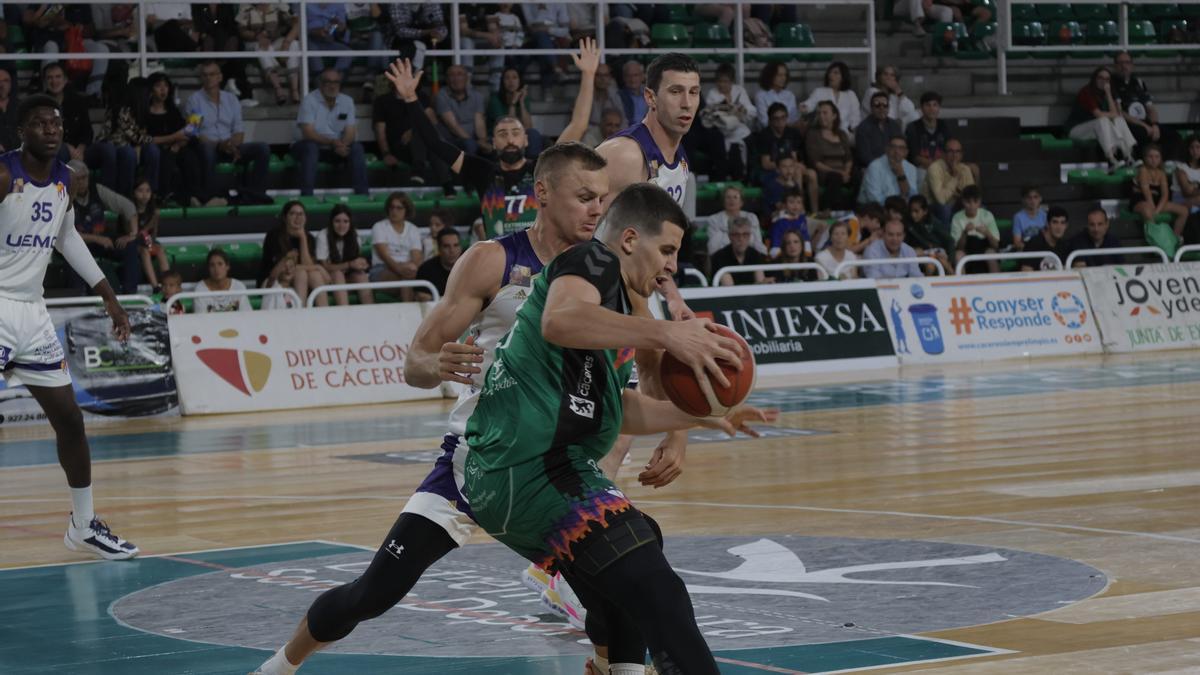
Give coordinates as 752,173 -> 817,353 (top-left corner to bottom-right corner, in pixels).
404,99 -> 462,168
547,241 -> 626,312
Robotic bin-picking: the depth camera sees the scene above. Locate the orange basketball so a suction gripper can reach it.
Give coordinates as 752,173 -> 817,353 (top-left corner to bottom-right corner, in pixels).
659,324 -> 756,417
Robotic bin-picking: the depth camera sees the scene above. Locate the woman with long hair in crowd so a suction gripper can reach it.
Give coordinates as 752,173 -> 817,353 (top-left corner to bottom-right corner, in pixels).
315,204 -> 373,306
260,200 -> 333,308
195,249 -> 251,312
139,72 -> 194,205
806,101 -> 856,210
802,61 -> 861,133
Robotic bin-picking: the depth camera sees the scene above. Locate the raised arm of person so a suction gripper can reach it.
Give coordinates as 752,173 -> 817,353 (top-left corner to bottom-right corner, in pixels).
403,240 -> 506,388
557,37 -> 600,144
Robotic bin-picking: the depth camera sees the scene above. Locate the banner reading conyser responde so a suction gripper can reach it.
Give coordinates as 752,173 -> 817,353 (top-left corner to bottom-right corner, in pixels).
876,272 -> 1101,364
1080,262 -> 1200,352
169,304 -> 437,415
674,280 -> 898,374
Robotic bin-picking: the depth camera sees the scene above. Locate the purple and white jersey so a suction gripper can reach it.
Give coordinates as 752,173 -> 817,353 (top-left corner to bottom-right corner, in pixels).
0,151 -> 73,301
611,121 -> 690,205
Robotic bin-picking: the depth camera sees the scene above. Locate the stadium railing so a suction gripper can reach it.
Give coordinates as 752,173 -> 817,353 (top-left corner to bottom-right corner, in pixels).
954,251 -> 1064,275
834,257 -> 947,279
710,262 -> 829,286
1064,245 -> 1170,268
166,287 -> 301,314
681,268 -> 710,287
45,295 -> 156,308
1174,244 -> 1200,262
306,280 -> 439,307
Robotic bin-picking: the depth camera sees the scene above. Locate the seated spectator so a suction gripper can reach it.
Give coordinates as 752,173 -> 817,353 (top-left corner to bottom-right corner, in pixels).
0,68 -> 17,152
1112,52 -> 1180,158
712,217 -> 769,285
701,185 -> 765,257
293,68 -> 368,196
88,79 -> 146,197
893,1 -> 954,36
754,103 -> 819,210
67,160 -> 141,294
305,2 -> 352,77
906,194 -> 954,273
192,3 -> 253,105
316,204 -> 373,306
92,4 -> 140,54
763,155 -> 819,217
923,138 -> 974,225
816,220 -> 860,279
131,178 -> 170,290
768,188 -> 811,257
754,62 -> 800,129
704,63 -> 756,180
25,4 -> 110,97
855,91 -> 903,168
802,62 -> 861,134
1132,143 -> 1189,252
260,201 -> 333,307
951,185 -> 1001,273
522,2 -> 570,87
905,91 -> 949,171
863,218 -> 923,279
146,3 -> 198,53
416,228 -> 463,300
1020,206 -> 1071,271
768,229 -> 811,283
617,59 -> 648,126
421,207 -> 455,257
487,67 -> 544,156
383,3 -> 447,70
237,3 -> 301,106
1067,207 -> 1124,268
458,3 -> 505,89
155,269 -> 185,314
1174,136 -> 1200,211
187,61 -> 271,205
1011,185 -> 1046,251
587,61 -> 627,134
436,64 -> 490,156
42,63 -> 92,165
860,135 -> 919,205
196,249 -> 252,313
584,108 -> 625,148
140,72 -> 191,204
1066,67 -> 1137,168
861,65 -> 919,123
371,192 -> 425,299
847,202 -> 884,255
373,82 -> 447,188
806,101 -> 856,210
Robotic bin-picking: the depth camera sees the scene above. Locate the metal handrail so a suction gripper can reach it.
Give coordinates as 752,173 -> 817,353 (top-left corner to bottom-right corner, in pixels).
1064,246 -> 1169,269
1175,244 -> 1200,262
306,280 -> 438,307
711,263 -> 829,286
682,268 -> 710,288
954,252 -> 1064,275
44,294 -> 155,308
834,256 -> 946,279
166,287 -> 301,314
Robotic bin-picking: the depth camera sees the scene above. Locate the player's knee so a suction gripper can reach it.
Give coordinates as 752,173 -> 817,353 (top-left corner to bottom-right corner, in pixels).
47,397 -> 85,437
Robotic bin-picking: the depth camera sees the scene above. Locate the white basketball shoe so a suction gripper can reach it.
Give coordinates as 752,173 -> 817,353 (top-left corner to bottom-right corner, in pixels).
65,514 -> 139,560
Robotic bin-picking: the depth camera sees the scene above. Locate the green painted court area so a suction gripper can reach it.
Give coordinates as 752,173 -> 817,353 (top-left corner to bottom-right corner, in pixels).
0,542 -> 999,674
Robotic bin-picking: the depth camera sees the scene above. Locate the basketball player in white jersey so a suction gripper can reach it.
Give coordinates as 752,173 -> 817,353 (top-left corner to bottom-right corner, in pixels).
0,95 -> 138,560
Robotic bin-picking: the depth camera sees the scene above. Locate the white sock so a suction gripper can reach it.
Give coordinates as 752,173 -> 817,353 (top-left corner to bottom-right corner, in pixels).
70,486 -> 94,527
258,647 -> 300,675
610,664 -> 642,675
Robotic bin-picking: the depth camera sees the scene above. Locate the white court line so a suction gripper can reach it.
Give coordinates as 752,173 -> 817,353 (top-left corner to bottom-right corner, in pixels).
634,499 -> 1200,545
822,635 -> 1015,673
0,539 -> 359,571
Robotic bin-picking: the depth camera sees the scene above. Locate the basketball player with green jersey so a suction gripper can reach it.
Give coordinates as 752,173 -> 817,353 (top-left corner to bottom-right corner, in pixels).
463,183 -> 773,675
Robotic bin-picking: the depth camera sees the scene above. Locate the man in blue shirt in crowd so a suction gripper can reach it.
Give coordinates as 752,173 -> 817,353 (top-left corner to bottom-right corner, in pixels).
186,61 -> 271,206
864,217 -> 924,279
293,67 -> 368,196
859,135 -> 919,206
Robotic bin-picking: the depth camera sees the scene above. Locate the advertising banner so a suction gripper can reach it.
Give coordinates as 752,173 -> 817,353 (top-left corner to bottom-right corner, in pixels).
169,304 -> 436,415
0,306 -> 177,426
674,281 -> 897,374
877,273 -> 1101,364
1080,262 -> 1200,352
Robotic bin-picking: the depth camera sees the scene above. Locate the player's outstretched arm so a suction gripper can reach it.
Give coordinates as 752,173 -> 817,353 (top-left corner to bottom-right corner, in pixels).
404,241 -> 506,388
556,37 -> 600,144
385,59 -> 466,174
620,388 -> 777,436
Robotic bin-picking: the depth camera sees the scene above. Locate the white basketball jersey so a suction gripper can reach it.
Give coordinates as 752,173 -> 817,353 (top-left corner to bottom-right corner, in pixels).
611,121 -> 690,205
0,152 -> 73,302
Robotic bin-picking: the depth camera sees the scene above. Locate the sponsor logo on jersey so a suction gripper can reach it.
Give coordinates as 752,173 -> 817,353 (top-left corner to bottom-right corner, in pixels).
567,394 -> 594,419
0,345 -> 10,367
5,233 -> 58,250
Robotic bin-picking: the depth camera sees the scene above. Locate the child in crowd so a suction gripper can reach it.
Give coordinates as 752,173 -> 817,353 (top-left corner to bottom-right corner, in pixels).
1011,185 -> 1047,251
422,208 -> 455,258
763,155 -> 804,213
905,194 -> 953,273
769,188 -> 811,257
849,202 -> 884,255
154,269 -> 185,314
951,185 -> 1000,273
132,178 -> 171,290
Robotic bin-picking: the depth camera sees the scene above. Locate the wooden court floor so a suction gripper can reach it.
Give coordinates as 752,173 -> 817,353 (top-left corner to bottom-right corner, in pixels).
2,352 -> 1199,673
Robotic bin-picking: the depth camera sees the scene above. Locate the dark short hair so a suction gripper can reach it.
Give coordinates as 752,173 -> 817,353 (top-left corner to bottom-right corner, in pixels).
887,133 -> 907,146
870,91 -> 889,105
385,191 -> 416,217
784,187 -> 805,202
856,202 -> 885,222
1047,206 -> 1069,222
1021,185 -> 1041,198
436,228 -> 461,245
884,195 -> 907,214
961,184 -> 982,202
206,248 -> 230,265
600,183 -> 688,239
884,217 -> 907,232
40,61 -> 65,78
714,63 -> 736,80
18,94 -> 62,126
533,141 -> 607,185
647,52 -> 699,92
1087,205 -> 1109,221
767,102 -> 788,119
908,194 -> 929,209
920,91 -> 943,105
160,269 -> 183,283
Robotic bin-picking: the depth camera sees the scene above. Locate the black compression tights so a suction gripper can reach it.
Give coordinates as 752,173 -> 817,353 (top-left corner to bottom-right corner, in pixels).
306,513 -> 457,643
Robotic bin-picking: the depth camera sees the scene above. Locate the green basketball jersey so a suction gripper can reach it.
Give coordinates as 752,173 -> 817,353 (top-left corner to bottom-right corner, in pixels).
465,240 -> 637,471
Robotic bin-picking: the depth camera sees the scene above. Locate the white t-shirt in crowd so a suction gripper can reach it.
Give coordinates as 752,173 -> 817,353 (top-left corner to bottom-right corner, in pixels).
193,278 -> 251,313
370,219 -> 423,267
816,248 -> 859,280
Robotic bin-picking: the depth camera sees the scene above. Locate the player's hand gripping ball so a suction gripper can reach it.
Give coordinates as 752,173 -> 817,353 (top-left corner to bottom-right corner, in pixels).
660,324 -> 756,417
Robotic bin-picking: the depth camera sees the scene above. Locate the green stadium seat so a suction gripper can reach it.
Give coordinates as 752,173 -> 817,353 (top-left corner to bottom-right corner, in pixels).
664,4 -> 695,25
7,24 -> 26,48
215,162 -> 237,175
297,195 -> 324,209
1012,4 -> 1038,22
1130,20 -> 1158,44
1013,20 -> 1047,46
1149,3 -> 1182,19
692,22 -> 733,62
235,203 -> 281,218
931,22 -> 970,55
1084,19 -> 1118,45
650,23 -> 690,48
160,207 -> 186,220
268,154 -> 294,173
1159,18 -> 1189,42
775,23 -> 828,61
187,205 -> 234,218
1072,4 -> 1114,22
348,16 -> 377,33
957,22 -> 996,59
1036,4 -> 1074,22
167,244 -> 212,267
